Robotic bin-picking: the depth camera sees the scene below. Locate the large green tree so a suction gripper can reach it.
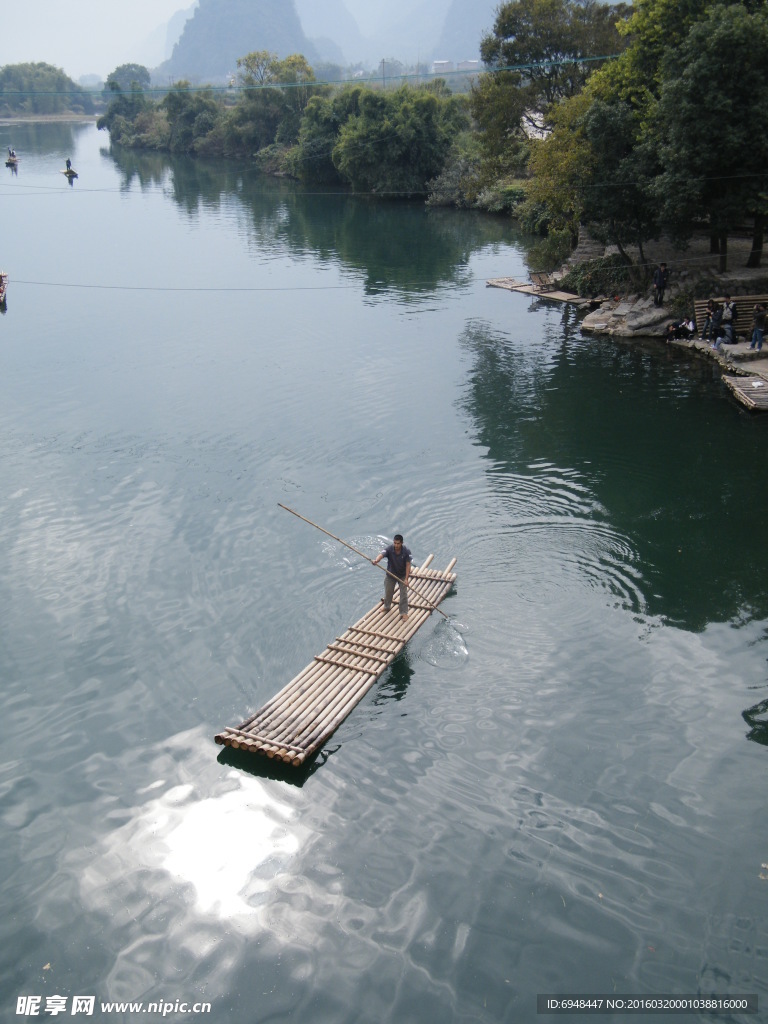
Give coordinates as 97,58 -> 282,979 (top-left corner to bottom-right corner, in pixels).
292,87 -> 364,183
652,3 -> 768,270
105,64 -> 151,94
478,0 -> 629,119
527,0 -> 768,271
471,0 -> 629,186
161,82 -> 222,154
224,51 -> 319,154
332,86 -> 468,195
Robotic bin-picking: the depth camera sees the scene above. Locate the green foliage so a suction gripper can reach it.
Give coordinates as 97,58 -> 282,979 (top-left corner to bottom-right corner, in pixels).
469,72 -> 529,186
292,87 -> 365,184
471,0 -> 628,188
162,83 -> 222,154
615,0 -> 719,95
652,4 -> 768,252
105,64 -> 150,95
425,156 -> 479,208
526,89 -> 594,241
558,253 -> 637,296
480,0 -> 629,110
223,87 -> 285,155
236,51 -> 280,88
524,0 -> 768,270
225,51 -> 322,155
425,131 -> 484,208
526,228 -> 574,271
475,180 -> 529,215
331,86 -> 469,195
515,197 -> 552,235
0,62 -> 94,116
575,96 -> 660,260
253,143 -> 291,175
97,86 -> 151,138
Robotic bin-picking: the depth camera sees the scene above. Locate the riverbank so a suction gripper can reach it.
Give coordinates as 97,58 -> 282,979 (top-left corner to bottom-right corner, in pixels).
490,230 -> 768,409
566,232 -> 768,408
0,114 -> 98,125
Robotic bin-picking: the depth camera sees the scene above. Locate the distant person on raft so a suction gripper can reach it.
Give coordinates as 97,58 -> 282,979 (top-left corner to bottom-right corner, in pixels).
372,534 -> 412,620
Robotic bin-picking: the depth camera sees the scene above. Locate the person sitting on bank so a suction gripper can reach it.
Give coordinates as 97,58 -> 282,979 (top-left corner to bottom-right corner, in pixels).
372,533 -> 412,620
665,317 -> 695,342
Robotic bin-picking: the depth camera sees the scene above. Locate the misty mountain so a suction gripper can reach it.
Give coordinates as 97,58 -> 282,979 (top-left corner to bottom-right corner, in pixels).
156,0 -> 318,82
165,4 -> 199,61
150,0 -> 498,83
434,0 -> 500,62
295,0 -> 492,67
368,0 -> 453,65
294,0 -> 367,66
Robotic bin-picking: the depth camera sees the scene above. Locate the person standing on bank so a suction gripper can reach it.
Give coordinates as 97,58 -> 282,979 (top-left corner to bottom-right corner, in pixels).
721,294 -> 738,344
372,534 -> 412,620
749,303 -> 766,351
652,262 -> 669,306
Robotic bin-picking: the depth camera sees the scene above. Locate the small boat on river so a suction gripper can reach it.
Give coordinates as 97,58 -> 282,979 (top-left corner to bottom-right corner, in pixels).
6,149 -> 19,168
0,272 -> 8,306
61,167 -> 78,179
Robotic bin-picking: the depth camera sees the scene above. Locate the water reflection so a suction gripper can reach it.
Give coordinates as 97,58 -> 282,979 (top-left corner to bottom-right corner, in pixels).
372,650 -> 415,704
77,739 -> 307,932
460,318 -> 768,631
217,744 -> 335,785
104,143 -> 514,295
1,119 -> 91,158
743,697 -> 768,745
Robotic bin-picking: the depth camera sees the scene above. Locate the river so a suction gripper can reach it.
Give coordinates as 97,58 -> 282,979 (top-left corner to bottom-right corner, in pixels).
1,120 -> 767,1024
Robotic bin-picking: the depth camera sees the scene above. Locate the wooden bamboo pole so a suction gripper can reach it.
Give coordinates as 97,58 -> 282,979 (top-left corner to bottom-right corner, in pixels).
327,642 -> 392,664
262,663 -> 348,739
294,668 -> 380,756
260,657 -> 359,742
298,670 -> 385,761
278,503 -> 450,619
270,671 -> 372,754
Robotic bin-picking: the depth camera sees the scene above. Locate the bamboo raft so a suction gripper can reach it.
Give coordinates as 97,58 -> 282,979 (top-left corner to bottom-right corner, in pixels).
215,554 -> 457,766
722,374 -> 768,411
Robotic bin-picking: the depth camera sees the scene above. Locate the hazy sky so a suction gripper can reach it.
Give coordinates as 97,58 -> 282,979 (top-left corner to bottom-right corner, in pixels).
0,0 -> 188,80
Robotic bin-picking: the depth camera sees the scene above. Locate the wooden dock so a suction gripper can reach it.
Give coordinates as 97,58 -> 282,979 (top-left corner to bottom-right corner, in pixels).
215,555 -> 457,766
487,276 -> 588,305
722,374 -> 768,411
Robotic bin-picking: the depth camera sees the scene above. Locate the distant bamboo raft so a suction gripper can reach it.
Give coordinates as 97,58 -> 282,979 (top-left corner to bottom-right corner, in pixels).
215,555 -> 457,766
722,374 -> 768,411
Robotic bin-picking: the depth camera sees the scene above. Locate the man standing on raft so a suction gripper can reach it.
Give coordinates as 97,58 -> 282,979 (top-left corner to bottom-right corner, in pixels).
372,534 -> 411,620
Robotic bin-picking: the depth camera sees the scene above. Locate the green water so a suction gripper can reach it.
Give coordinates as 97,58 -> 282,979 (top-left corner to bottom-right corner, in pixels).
1,121 -> 767,1024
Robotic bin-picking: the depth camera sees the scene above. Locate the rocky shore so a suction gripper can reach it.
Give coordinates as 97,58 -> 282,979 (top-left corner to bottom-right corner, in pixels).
564,233 -> 768,396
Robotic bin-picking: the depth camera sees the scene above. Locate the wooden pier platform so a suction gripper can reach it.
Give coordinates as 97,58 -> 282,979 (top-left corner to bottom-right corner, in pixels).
215,555 -> 457,766
722,374 -> 768,411
487,276 -> 588,306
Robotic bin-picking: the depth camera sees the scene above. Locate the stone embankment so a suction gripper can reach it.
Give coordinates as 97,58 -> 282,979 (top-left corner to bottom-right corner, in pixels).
580,296 -> 671,337
558,233 -> 768,405
564,230 -> 768,338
